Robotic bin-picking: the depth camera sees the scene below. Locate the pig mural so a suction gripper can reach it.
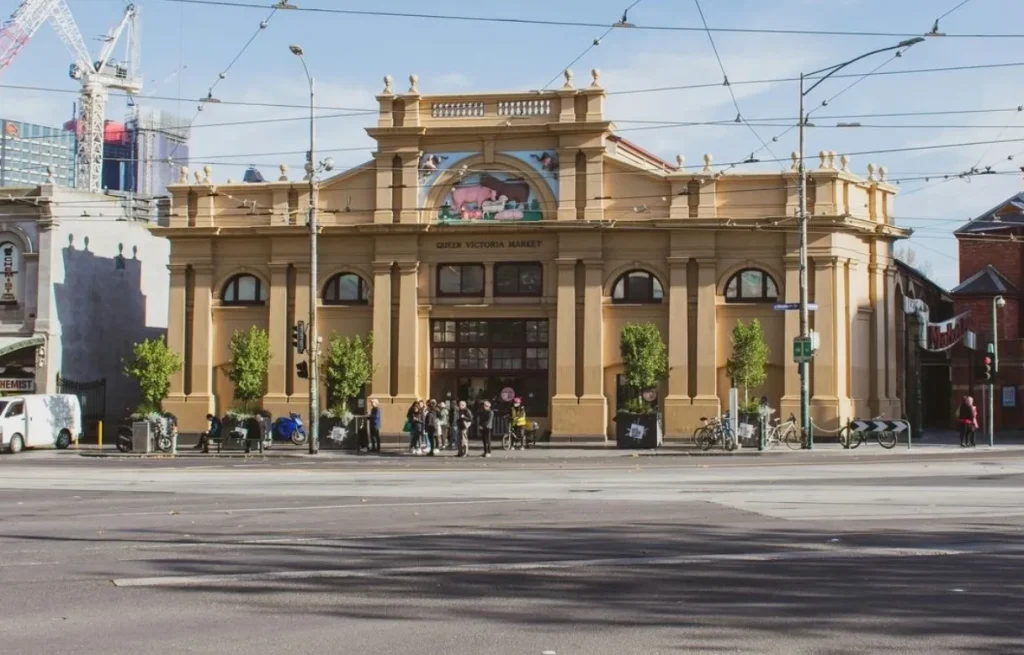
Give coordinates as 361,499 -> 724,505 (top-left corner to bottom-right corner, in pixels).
437,172 -> 544,223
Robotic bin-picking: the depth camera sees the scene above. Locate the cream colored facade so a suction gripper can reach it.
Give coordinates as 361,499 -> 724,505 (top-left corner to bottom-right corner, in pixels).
158,71 -> 907,438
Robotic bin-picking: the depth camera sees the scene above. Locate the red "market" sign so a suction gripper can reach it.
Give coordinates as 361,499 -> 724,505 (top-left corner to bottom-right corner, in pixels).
926,313 -> 969,352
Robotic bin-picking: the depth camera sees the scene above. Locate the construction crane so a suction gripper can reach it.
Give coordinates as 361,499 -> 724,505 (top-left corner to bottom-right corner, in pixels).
0,1 -> 141,192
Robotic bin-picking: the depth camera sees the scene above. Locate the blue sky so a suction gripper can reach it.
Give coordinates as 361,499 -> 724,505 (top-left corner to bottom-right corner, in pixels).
3,0 -> 1024,288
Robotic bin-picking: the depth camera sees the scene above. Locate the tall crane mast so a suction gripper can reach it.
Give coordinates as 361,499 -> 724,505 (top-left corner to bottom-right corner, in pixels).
0,1 -> 142,192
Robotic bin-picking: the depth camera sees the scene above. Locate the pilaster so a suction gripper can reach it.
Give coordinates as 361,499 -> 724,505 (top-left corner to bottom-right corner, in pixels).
577,259 -> 607,435
885,266 -> 900,418
550,257 -> 581,438
693,258 -> 720,416
371,261 -> 393,401
583,148 -> 604,222
780,258 -> 801,421
189,266 -> 214,422
663,256 -> 692,437
165,264 -> 188,404
263,263 -> 291,416
399,152 -> 421,224
868,262 -> 889,415
373,152 -> 394,224
557,148 -> 577,220
811,257 -> 840,428
394,261 -> 419,403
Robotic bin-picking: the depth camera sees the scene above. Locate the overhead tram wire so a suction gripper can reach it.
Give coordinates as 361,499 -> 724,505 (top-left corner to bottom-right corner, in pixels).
540,0 -> 644,91
692,0 -> 782,171
156,0 -> 1024,40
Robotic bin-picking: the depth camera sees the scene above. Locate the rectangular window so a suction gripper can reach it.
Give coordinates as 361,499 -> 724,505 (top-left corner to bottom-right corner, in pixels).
526,320 -> 549,344
458,347 -> 489,369
492,347 -> 523,370
432,320 -> 457,343
492,320 -> 525,344
494,262 -> 542,297
525,347 -> 548,370
437,263 -> 484,296
458,320 -> 489,343
432,347 -> 457,370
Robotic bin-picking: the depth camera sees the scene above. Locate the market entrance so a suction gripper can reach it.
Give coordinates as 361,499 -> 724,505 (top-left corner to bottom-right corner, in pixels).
429,318 -> 549,418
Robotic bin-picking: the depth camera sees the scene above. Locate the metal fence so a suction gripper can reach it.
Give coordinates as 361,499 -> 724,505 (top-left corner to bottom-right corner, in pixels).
55,374 -> 106,421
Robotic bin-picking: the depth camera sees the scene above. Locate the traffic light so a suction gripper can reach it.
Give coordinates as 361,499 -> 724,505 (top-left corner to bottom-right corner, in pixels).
296,361 -> 309,379
292,321 -> 306,354
975,356 -> 993,382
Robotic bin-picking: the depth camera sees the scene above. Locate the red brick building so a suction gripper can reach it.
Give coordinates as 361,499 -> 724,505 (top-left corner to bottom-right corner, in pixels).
952,192 -> 1024,432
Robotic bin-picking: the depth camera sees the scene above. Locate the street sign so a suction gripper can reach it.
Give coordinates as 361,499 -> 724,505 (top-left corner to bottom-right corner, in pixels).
849,419 -> 910,433
774,303 -> 818,311
792,337 -> 814,363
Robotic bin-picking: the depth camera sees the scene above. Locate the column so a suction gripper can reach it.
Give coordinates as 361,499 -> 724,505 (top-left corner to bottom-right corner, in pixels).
264,263 -> 290,414
583,148 -> 604,222
780,258 -> 801,420
394,262 -> 419,402
834,259 -> 850,419
550,258 -> 579,439
289,266 -> 311,404
399,153 -> 420,224
189,266 -> 214,417
692,259 -> 719,414
578,260 -> 607,435
373,152 -> 394,224
868,263 -> 889,415
885,266 -> 900,417
811,258 -> 840,428
557,148 -> 577,220
664,257 -> 692,438
370,261 -> 393,400
165,265 -> 188,404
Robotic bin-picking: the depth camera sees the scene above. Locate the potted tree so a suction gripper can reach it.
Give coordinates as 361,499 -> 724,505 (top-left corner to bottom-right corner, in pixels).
616,322 -> 667,449
726,319 -> 770,447
321,332 -> 374,449
225,326 -> 271,451
121,336 -> 183,452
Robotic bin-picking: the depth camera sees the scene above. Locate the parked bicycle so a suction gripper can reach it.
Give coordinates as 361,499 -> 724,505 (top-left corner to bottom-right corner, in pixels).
838,415 -> 897,450
695,415 -> 737,452
764,413 -> 805,450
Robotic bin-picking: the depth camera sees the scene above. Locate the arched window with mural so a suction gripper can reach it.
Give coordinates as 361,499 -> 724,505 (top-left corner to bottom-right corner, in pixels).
419,151 -> 559,223
0,240 -> 20,305
221,274 -> 268,306
724,268 -> 779,303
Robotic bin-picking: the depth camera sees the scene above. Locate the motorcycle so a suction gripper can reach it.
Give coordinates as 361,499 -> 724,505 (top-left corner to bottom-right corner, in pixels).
269,412 -> 308,447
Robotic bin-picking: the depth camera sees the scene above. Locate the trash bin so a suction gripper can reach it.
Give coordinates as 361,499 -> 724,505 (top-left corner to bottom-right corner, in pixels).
615,412 -> 662,449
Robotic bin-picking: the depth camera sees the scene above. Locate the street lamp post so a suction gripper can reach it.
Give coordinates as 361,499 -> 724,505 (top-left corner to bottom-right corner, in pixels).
797,37 -> 924,450
990,295 -> 1006,447
290,44 -> 334,454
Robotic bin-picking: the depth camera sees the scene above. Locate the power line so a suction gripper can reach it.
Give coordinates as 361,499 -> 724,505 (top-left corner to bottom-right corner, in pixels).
540,0 -> 644,91
692,0 -> 782,170
155,0 -> 1024,39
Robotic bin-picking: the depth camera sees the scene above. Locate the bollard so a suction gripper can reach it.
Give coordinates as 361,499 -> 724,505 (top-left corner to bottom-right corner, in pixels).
98,420 -> 103,450
758,415 -> 766,452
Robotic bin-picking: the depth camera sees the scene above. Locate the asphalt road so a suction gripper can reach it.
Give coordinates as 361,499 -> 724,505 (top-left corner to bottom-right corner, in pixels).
1,451 -> 1023,654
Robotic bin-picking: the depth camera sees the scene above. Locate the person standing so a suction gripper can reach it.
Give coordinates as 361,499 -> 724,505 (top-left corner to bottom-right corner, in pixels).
957,395 -> 978,448
456,400 -> 473,457
424,399 -> 439,456
437,401 -> 450,451
478,400 -> 494,458
369,398 -> 382,453
510,397 -> 528,450
407,401 -> 423,454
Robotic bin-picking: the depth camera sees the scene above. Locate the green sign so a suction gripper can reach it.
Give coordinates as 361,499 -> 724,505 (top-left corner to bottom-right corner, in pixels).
793,337 -> 813,363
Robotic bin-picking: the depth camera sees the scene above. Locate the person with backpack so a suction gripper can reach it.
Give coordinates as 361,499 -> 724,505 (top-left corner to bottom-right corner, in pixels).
368,398 -> 382,453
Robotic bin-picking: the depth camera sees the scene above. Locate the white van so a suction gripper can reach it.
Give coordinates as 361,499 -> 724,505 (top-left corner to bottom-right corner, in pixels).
0,394 -> 82,454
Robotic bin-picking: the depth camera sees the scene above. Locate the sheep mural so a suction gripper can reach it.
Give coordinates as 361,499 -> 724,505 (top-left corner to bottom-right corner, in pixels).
438,171 -> 543,222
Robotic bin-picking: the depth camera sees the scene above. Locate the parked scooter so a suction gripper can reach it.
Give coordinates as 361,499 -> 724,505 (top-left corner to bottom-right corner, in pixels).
269,412 -> 308,447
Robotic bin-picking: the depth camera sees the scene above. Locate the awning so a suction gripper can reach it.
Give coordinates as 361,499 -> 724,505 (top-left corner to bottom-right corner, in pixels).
0,335 -> 44,358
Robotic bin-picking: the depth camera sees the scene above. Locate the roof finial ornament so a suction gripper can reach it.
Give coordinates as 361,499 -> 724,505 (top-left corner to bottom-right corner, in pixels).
408,73 -> 419,94
278,164 -> 289,182
867,162 -> 876,182
179,166 -> 189,184
676,154 -> 685,169
827,151 -> 837,169
563,68 -> 574,89
591,68 -> 601,87
840,154 -> 850,172
383,75 -> 394,95
879,165 -> 888,182
790,151 -> 799,171
703,153 -> 713,173
818,150 -> 827,169
202,165 -> 212,184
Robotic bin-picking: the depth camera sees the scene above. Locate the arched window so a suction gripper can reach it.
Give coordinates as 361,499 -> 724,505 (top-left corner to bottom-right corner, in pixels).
0,241 -> 20,305
323,272 -> 370,305
222,274 -> 268,305
724,268 -> 779,303
612,270 -> 664,304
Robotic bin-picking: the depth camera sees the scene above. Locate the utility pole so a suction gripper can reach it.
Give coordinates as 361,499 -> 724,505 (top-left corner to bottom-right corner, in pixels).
796,37 -> 924,450
990,295 -> 1006,447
